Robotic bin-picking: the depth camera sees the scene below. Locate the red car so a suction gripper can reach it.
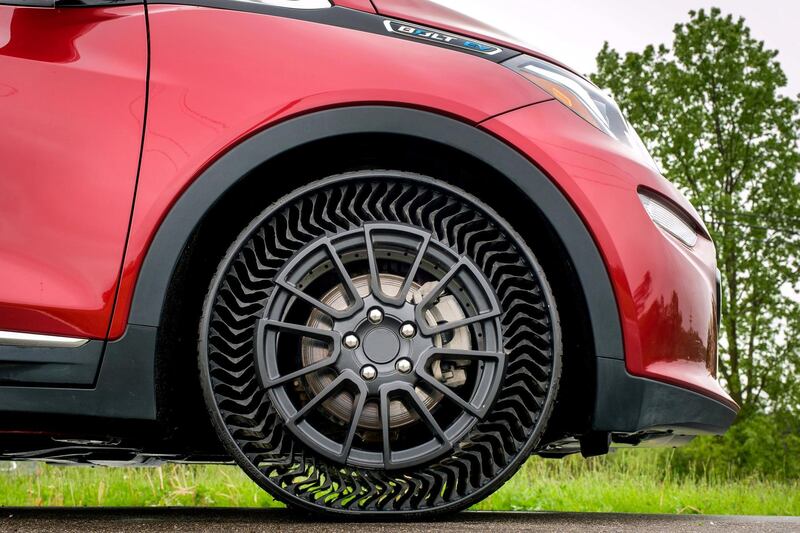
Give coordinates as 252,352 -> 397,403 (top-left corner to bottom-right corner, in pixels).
0,0 -> 737,517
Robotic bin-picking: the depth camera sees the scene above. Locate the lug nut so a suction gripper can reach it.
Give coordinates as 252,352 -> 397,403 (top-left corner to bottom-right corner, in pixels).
344,334 -> 360,350
396,358 -> 413,374
360,365 -> 377,380
400,323 -> 416,338
368,308 -> 384,324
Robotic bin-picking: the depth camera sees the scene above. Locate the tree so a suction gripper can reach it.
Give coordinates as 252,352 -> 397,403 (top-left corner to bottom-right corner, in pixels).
592,8 -> 800,416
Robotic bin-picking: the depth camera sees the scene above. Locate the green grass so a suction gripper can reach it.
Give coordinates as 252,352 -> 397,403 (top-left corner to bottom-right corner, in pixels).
0,450 -> 797,515
473,451 -> 800,515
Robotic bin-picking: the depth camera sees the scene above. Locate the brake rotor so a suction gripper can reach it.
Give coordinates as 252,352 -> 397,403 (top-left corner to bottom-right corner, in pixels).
301,273 -> 471,430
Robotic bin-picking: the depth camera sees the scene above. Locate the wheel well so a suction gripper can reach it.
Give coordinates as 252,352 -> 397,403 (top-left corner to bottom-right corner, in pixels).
155,133 -> 597,450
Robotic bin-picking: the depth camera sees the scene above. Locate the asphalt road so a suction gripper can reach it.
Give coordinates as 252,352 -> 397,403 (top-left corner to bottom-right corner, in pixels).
0,508 -> 798,533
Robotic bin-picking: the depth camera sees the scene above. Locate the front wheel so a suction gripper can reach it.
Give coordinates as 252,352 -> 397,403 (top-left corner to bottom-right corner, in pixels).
199,171 -> 561,517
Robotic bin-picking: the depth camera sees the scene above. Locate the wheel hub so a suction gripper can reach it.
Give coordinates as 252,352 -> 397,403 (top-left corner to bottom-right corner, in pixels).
302,274 -> 448,430
362,327 -> 400,364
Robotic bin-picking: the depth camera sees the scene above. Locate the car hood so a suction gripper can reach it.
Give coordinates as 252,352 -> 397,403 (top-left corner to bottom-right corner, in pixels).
369,0 -> 576,73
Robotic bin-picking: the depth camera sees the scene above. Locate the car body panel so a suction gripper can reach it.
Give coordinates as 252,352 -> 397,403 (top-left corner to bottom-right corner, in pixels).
108,4 -> 552,337
482,101 -> 733,409
0,0 -> 737,444
0,5 -> 147,339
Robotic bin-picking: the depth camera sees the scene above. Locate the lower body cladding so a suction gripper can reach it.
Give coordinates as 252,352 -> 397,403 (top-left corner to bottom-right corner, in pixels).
0,105 -> 736,465
0,333 -> 736,465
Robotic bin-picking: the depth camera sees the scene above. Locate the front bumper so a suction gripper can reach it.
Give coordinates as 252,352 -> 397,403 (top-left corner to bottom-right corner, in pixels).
482,100 -> 738,435
594,357 -> 737,435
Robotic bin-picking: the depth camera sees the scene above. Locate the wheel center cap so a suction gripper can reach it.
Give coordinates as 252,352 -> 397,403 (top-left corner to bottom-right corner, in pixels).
362,327 -> 400,364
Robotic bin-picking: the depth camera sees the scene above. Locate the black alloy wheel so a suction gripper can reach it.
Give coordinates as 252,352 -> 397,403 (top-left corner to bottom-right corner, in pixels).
199,171 -> 562,516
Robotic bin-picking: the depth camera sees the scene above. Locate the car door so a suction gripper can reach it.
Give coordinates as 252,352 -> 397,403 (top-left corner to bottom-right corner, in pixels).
0,1 -> 147,342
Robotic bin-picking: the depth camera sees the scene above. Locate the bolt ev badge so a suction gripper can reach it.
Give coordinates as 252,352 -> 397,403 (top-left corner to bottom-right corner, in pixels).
383,20 -> 503,56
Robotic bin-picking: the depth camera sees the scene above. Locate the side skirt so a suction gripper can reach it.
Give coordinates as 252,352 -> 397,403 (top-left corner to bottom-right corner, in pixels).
0,326 -> 157,420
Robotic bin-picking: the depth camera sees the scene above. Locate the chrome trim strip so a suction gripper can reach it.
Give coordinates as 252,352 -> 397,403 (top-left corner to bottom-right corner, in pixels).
0,331 -> 90,348
235,0 -> 331,8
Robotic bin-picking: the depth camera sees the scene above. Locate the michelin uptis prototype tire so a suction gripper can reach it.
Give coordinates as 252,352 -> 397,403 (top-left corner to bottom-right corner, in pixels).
199,171 -> 562,517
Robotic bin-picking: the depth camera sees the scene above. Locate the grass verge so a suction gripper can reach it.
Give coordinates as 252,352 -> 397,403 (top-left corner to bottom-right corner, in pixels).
0,450 -> 797,515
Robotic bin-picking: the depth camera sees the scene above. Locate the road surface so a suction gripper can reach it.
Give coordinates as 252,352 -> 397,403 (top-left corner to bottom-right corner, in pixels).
0,508 -> 798,532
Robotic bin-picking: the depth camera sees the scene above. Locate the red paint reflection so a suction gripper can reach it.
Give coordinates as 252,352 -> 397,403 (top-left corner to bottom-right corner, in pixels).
0,8 -> 119,63
635,272 -> 716,372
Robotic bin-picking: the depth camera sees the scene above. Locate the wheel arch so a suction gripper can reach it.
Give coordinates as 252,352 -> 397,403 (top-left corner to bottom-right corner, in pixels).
131,105 -> 621,344
127,105 -> 624,438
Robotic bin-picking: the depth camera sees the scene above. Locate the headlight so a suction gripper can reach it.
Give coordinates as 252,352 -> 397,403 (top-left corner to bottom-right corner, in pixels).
639,192 -> 698,247
503,55 -> 658,171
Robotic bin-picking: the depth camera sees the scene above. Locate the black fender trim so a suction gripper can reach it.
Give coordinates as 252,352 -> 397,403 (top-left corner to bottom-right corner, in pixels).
130,106 -> 624,361
593,357 -> 737,435
0,326 -> 156,420
0,341 -> 103,387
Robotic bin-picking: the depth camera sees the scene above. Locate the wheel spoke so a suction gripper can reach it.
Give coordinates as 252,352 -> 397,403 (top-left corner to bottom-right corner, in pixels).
260,318 -> 341,344
274,279 -> 350,320
288,370 -> 360,424
421,310 -> 502,336
415,370 -> 481,417
258,319 -> 341,389
340,385 -> 367,463
399,383 -> 448,444
273,237 -> 363,320
263,358 -> 336,389
425,347 -> 506,363
414,348 -> 506,418
365,225 -> 432,305
414,256 -> 504,336
322,240 -> 362,309
414,258 -> 466,312
397,232 -> 430,302
379,387 -> 393,468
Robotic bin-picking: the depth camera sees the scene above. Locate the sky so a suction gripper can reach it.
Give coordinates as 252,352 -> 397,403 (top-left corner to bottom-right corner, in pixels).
434,0 -> 800,97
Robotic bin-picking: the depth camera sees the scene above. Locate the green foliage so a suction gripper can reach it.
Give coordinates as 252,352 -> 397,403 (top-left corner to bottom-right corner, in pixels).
669,412 -> 800,481
592,8 -> 800,416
